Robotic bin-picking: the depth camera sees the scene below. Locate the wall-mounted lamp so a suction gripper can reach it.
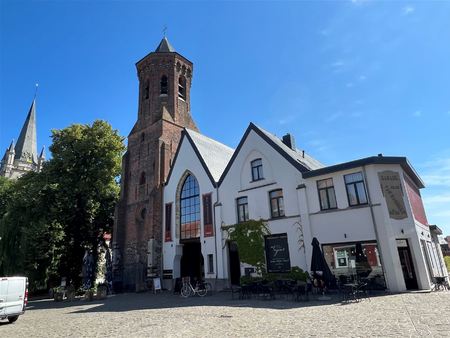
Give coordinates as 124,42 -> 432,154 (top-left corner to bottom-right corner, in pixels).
421,231 -> 424,236
344,233 -> 347,238
401,229 -> 404,234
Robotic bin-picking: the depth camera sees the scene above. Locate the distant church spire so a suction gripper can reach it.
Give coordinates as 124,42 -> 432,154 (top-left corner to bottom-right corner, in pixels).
15,98 -> 38,163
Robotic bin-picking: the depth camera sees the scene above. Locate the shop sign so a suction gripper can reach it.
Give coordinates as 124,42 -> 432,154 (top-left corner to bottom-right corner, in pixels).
378,171 -> 408,220
265,234 -> 291,273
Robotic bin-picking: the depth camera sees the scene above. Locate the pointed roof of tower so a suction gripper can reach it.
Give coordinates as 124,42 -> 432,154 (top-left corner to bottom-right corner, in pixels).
155,37 -> 175,53
15,99 -> 38,163
8,140 -> 15,152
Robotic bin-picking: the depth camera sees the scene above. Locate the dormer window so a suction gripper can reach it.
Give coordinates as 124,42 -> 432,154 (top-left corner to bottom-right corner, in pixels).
251,158 -> 264,181
160,75 -> 168,95
178,76 -> 186,99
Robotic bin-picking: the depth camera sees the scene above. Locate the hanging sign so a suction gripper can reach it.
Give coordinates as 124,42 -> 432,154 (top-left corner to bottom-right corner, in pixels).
378,171 -> 408,220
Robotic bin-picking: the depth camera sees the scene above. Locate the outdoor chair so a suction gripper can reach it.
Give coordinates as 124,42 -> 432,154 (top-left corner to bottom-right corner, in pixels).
354,282 -> 370,301
433,277 -> 449,291
256,281 -> 275,300
294,282 -> 309,302
231,285 -> 242,300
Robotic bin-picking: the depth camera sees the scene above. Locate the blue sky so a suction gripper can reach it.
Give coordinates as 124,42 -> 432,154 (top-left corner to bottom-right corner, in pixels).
1,0 -> 449,235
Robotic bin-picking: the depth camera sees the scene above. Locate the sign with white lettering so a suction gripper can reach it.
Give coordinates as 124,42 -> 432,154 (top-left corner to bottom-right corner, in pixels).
265,234 -> 291,273
378,171 -> 407,220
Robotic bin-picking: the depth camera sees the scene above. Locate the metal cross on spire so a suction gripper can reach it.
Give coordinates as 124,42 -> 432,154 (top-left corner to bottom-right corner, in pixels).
162,25 -> 167,37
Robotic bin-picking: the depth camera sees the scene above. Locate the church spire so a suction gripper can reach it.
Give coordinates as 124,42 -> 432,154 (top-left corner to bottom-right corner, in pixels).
15,98 -> 38,163
155,37 -> 175,53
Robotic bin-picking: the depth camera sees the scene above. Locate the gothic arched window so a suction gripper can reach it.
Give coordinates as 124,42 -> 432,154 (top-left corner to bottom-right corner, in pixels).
160,75 -> 168,95
180,174 -> 200,240
178,76 -> 186,99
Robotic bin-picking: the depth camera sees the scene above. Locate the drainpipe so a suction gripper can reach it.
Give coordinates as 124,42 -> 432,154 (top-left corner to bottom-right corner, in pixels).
213,184 -> 220,285
362,165 -> 389,290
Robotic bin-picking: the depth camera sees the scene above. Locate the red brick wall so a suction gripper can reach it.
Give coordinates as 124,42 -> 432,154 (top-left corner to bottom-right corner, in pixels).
113,49 -> 198,289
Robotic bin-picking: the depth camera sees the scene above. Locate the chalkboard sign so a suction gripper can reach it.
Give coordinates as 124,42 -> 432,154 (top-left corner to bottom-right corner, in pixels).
153,277 -> 162,293
265,233 -> 291,273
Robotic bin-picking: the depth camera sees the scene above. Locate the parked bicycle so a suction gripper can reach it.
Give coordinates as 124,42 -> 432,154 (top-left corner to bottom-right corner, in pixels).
180,277 -> 208,297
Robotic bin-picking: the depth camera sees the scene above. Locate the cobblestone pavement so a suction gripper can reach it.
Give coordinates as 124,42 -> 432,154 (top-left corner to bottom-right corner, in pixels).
1,290 -> 450,337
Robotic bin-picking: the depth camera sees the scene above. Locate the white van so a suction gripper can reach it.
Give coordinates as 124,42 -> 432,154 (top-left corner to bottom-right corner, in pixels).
0,277 -> 28,323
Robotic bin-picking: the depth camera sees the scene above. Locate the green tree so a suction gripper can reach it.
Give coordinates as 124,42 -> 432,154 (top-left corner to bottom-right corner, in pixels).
0,120 -> 125,290
46,120 -> 125,287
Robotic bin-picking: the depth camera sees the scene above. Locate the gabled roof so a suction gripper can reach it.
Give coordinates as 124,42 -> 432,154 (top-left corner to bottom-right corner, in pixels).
302,155 -> 425,188
256,125 -> 325,171
155,37 -> 175,53
15,99 -> 37,163
218,123 -> 324,185
165,128 -> 234,187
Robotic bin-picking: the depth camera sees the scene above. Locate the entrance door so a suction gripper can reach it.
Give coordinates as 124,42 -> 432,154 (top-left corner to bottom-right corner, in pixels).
228,242 -> 241,285
397,240 -> 418,290
180,241 -> 204,282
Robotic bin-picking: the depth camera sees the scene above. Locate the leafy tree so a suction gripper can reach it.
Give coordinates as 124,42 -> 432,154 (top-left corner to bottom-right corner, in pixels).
0,120 -> 125,290
46,120 -> 125,287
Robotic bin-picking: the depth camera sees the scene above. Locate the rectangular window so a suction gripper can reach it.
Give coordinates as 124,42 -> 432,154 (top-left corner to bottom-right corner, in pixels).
203,193 -> 213,237
165,203 -> 172,242
344,172 -> 368,206
236,197 -> 249,223
269,189 -> 285,218
251,158 -> 264,181
317,178 -> 337,210
207,254 -> 214,274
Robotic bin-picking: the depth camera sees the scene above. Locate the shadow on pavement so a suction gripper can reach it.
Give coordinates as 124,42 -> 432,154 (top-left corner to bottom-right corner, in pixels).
26,290 -> 388,314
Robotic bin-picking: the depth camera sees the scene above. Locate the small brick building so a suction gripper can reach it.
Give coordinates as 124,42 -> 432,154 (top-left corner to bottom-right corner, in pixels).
112,37 -> 198,290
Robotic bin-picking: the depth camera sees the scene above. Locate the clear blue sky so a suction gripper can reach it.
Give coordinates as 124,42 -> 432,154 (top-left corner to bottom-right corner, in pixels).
1,1 -> 449,235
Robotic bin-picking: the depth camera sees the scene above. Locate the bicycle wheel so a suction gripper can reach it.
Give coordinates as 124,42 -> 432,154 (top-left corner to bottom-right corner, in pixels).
181,284 -> 191,297
197,283 -> 207,297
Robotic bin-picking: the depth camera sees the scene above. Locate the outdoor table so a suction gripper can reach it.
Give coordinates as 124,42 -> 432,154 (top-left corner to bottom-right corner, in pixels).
342,283 -> 359,302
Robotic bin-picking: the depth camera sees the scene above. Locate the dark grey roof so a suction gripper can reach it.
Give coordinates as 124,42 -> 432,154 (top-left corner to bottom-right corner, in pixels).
302,155 -> 425,188
254,125 -> 325,171
218,123 -> 324,186
15,99 -> 37,163
155,37 -> 175,53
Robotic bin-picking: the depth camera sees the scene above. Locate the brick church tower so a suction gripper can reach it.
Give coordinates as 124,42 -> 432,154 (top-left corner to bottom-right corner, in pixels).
113,37 -> 198,290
